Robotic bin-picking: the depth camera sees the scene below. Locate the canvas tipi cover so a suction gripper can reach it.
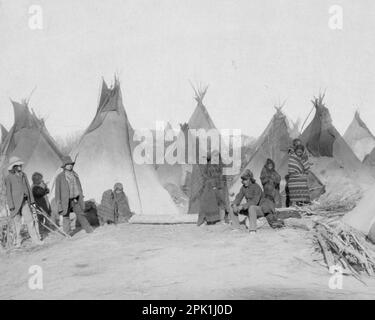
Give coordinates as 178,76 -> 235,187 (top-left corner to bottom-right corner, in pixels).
363,147 -> 375,168
0,100 -> 63,180
230,107 -> 292,195
342,185 -> 375,243
0,124 -> 8,147
301,95 -> 363,175
157,122 -> 203,189
343,111 -> 375,161
69,78 -> 178,216
230,106 -> 325,202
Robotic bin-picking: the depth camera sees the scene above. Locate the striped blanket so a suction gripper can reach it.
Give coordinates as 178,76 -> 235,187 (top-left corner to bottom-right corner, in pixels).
288,154 -> 310,204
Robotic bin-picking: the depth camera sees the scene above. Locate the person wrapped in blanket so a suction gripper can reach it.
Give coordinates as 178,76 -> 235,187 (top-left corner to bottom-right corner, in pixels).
288,138 -> 309,162
232,169 -> 284,233
260,158 -> 282,208
97,183 -> 134,225
195,151 -> 230,226
287,144 -> 311,206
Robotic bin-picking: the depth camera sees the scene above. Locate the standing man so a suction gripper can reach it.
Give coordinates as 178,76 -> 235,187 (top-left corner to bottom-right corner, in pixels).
5,156 -> 43,247
55,156 -> 93,235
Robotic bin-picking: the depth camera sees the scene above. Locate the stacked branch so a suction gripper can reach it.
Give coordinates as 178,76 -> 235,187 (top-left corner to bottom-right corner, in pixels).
313,221 -> 375,281
294,191 -> 362,218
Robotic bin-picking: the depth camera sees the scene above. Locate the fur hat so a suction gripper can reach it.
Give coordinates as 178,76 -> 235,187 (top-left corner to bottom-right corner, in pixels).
114,182 -> 123,191
241,169 -> 254,180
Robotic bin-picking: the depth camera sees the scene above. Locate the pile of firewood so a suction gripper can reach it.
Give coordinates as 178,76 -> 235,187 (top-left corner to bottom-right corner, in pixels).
313,221 -> 375,282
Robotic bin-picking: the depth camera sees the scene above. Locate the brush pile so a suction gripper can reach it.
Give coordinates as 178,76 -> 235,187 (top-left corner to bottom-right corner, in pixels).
313,221 -> 375,282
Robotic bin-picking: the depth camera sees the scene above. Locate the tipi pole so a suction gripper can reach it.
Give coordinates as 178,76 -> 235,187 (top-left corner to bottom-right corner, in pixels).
300,105 -> 315,134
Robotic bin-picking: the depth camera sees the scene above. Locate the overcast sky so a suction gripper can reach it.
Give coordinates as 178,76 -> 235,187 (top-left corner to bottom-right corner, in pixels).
1,0 -> 375,139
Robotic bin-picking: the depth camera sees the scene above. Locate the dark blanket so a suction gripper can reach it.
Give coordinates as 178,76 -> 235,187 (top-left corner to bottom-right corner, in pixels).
97,189 -> 134,224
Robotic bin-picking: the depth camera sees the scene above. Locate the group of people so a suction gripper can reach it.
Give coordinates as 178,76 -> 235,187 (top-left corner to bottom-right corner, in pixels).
4,155 -> 132,248
195,138 -> 312,233
3,137 -> 312,247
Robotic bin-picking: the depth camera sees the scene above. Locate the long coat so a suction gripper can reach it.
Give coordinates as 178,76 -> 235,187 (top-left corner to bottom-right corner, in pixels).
55,171 -> 84,215
197,163 -> 225,225
5,171 -> 34,218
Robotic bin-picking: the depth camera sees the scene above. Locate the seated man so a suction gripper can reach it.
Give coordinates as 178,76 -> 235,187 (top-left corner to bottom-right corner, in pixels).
231,169 -> 262,230
232,171 -> 284,233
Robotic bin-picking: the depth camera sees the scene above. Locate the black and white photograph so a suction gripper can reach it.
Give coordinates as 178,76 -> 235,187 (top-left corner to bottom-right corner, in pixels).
1,0 -> 375,303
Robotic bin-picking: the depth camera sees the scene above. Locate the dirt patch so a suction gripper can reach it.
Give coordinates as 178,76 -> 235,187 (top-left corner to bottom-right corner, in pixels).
1,223 -> 375,299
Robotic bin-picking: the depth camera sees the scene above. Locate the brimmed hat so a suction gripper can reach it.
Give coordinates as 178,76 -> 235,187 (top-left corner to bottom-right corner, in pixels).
61,155 -> 75,168
7,156 -> 24,171
241,169 -> 254,180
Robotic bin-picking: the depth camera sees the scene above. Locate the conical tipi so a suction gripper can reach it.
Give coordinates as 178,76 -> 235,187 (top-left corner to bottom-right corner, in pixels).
69,78 -> 179,216
343,111 -> 375,161
230,106 -> 292,194
0,99 -> 63,180
301,94 -> 363,175
230,106 -> 325,202
188,85 -> 216,131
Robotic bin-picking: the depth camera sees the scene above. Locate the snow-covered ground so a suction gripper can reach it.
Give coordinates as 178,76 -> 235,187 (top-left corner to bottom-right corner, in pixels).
1,221 -> 375,300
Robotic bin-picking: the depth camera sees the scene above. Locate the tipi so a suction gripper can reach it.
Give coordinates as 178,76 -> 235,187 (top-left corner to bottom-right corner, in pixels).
230,106 -> 325,203
157,85 -> 219,194
343,111 -> 375,161
301,94 -> 363,175
68,78 -> 179,216
0,99 -> 63,180
187,85 -> 216,131
230,106 -> 293,195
